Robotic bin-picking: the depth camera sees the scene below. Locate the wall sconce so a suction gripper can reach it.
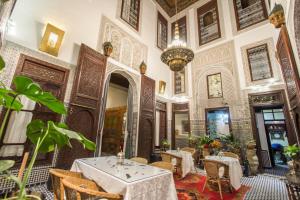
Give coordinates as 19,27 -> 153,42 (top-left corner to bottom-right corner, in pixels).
39,23 -> 65,56
159,81 -> 166,94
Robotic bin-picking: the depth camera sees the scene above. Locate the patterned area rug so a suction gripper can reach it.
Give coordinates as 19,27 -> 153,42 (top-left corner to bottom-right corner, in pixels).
175,174 -> 250,200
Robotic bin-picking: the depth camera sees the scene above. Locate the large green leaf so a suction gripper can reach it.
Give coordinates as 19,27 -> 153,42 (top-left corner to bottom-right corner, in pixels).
13,76 -> 67,114
26,120 -> 96,154
0,88 -> 22,110
0,160 -> 15,172
0,55 -> 5,71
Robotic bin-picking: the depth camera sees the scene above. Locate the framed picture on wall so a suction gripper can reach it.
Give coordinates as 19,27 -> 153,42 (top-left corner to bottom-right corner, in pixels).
247,44 -> 273,81
207,73 -> 223,98
197,0 -> 221,46
174,69 -> 185,94
233,0 -> 268,31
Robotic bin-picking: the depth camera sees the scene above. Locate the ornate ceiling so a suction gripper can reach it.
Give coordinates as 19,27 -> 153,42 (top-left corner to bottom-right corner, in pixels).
156,0 -> 199,17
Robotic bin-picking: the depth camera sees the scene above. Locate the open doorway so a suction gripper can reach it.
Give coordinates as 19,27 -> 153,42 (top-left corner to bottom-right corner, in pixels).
255,106 -> 288,168
172,103 -> 190,149
101,73 -> 130,156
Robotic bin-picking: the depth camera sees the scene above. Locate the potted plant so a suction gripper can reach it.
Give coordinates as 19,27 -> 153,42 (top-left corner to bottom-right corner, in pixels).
210,139 -> 222,155
284,144 -> 300,175
0,56 -> 96,199
161,139 -> 170,151
198,136 -> 212,157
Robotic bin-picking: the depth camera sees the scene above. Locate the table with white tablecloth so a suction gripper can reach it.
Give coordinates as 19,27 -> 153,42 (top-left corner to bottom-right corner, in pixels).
166,150 -> 195,177
205,155 -> 243,190
71,156 -> 178,200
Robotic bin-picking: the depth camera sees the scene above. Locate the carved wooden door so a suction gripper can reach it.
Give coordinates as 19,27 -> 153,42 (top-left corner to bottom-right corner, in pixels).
57,44 -> 107,169
277,25 -> 300,142
102,106 -> 127,155
138,75 -> 155,160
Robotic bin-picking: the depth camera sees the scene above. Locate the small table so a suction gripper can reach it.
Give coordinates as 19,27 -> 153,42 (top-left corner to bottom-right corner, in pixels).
205,155 -> 243,190
167,150 -> 195,177
71,156 -> 178,200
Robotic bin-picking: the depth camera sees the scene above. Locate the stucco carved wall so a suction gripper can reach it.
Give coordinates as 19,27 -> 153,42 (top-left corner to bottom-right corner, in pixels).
190,41 -> 253,143
99,16 -> 148,71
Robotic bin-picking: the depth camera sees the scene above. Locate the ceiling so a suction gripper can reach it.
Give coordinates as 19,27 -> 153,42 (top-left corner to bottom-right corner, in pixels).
156,0 -> 199,17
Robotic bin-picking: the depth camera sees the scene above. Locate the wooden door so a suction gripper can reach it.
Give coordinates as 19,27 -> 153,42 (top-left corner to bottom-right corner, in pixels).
57,44 -> 107,169
138,75 -> 155,160
156,101 -> 167,145
277,25 -> 300,142
101,106 -> 127,155
0,54 -> 69,164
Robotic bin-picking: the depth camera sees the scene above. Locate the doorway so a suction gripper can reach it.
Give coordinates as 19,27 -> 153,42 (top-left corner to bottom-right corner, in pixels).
255,106 -> 288,168
101,73 -> 130,156
155,101 -> 167,148
172,103 -> 190,149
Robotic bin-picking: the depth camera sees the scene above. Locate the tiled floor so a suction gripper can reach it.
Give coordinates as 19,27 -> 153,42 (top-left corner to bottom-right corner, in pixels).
31,172 -> 289,200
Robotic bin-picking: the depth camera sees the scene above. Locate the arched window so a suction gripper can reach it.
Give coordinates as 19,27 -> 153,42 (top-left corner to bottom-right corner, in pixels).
203,12 -> 214,27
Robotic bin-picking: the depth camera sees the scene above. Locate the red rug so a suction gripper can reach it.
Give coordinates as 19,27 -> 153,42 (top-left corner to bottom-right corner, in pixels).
175,174 -> 250,200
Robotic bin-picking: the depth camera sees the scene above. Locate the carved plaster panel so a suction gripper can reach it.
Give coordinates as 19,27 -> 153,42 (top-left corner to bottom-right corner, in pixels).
99,16 -> 148,71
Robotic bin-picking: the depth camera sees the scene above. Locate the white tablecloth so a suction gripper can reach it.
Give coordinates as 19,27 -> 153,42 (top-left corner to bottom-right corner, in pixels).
205,156 -> 243,190
71,156 -> 178,200
166,150 -> 195,177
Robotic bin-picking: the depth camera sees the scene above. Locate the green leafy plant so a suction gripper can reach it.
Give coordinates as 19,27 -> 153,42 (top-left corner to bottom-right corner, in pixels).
161,139 -> 170,149
284,144 -> 300,159
198,136 -> 213,148
0,55 -> 96,199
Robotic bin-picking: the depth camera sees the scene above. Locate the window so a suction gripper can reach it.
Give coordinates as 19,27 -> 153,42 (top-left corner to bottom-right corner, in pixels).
247,44 -> 273,81
233,0 -> 268,30
263,109 -> 285,121
171,16 -> 187,43
197,0 -> 221,45
174,69 -> 185,94
121,0 -> 141,31
157,12 -> 168,50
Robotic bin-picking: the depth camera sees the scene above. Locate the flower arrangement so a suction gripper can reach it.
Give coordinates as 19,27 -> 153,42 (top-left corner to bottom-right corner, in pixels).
210,140 -> 222,149
198,136 -> 213,149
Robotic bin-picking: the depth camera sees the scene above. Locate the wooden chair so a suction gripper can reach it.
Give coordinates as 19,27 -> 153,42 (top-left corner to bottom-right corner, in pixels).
218,151 -> 239,159
203,160 -> 231,200
130,157 -> 148,164
181,147 -> 196,156
150,161 -> 173,171
49,168 -> 83,200
62,177 -> 122,200
160,152 -> 182,175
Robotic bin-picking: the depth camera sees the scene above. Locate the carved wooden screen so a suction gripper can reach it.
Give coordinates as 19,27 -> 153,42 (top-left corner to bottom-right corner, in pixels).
121,0 -> 141,31
174,69 -> 185,94
156,101 -> 167,145
0,54 -> 69,163
276,25 -> 300,138
157,11 -> 168,50
233,0 -> 268,30
57,44 -> 107,169
197,0 -> 221,46
171,16 -> 187,43
138,75 -> 155,160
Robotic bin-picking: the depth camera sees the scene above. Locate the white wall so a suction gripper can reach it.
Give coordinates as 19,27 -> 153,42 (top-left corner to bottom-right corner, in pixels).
6,0 -> 173,97
106,83 -> 128,109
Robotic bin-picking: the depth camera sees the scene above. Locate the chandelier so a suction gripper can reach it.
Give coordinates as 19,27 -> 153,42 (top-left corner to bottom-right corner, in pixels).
160,0 -> 194,72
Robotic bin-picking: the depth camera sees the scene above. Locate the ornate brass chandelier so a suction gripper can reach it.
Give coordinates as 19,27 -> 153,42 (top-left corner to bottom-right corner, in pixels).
160,0 -> 194,72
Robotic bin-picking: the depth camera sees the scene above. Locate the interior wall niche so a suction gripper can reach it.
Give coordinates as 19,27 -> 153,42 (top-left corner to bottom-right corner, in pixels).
197,0 -> 221,46
99,16 -> 148,71
233,0 -> 268,30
